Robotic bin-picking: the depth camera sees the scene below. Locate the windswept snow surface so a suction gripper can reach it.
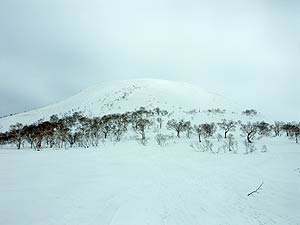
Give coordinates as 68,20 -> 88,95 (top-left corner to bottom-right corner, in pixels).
1,138 -> 299,225
0,79 -> 254,132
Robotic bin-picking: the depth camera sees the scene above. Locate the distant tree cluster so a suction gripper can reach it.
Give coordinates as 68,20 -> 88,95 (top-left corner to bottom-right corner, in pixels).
0,107 -> 167,150
242,109 -> 258,116
207,108 -> 226,114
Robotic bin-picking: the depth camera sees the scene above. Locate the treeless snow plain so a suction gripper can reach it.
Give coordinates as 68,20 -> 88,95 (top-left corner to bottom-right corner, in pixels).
1,138 -> 299,225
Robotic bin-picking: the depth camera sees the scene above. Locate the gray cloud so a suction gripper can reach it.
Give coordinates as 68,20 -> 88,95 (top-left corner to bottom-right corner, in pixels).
0,0 -> 299,120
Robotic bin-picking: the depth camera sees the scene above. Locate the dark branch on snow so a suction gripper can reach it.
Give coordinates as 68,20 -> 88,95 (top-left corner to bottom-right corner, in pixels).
247,182 -> 264,196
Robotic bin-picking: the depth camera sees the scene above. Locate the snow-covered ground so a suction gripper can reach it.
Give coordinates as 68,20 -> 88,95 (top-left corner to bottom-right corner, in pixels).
1,137 -> 299,225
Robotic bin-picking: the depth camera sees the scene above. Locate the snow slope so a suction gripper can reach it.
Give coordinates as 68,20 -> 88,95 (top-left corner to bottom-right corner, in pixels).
0,138 -> 299,225
0,79 -> 260,132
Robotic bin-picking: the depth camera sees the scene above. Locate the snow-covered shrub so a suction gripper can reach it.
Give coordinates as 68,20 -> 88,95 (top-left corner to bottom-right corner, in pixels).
219,134 -> 238,153
153,126 -> 160,133
185,121 -> 193,139
261,145 -> 268,153
216,133 -> 223,142
157,118 -> 163,129
138,137 -> 149,146
244,140 -> 257,154
155,134 -> 169,147
191,139 -> 214,153
190,142 -> 202,152
203,139 -> 214,153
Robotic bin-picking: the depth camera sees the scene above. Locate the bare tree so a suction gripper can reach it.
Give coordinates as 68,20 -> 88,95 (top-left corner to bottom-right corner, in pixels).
240,122 -> 259,143
218,119 -> 237,138
166,119 -> 187,138
281,123 -> 293,137
154,107 -> 161,116
201,123 -> 216,138
272,121 -> 284,136
0,132 -> 8,145
111,115 -> 128,142
9,123 -> 24,149
132,118 -> 152,144
88,117 -> 102,145
194,124 -> 203,142
290,124 -> 300,143
29,121 -> 56,151
185,121 -> 193,138
100,115 -> 114,139
22,125 -> 35,148
257,121 -> 271,136
54,119 -> 69,148
194,123 -> 216,142
157,118 -> 163,129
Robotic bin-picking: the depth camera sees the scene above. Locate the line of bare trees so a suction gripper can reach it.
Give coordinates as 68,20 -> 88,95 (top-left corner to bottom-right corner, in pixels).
0,109 -> 299,150
166,119 -> 300,144
0,107 -> 166,150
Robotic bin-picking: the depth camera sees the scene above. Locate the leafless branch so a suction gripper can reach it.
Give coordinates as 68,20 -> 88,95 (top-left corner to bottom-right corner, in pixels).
247,182 -> 264,196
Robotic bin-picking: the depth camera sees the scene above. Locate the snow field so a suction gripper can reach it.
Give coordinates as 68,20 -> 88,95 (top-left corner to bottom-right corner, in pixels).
0,138 -> 299,225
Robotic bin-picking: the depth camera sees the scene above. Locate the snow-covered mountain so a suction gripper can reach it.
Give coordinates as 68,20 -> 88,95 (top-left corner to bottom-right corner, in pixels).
0,79 -> 263,131
1,79 -> 299,225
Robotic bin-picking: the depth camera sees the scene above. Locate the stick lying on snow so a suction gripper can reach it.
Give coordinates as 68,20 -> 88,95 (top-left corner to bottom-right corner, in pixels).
247,182 -> 264,196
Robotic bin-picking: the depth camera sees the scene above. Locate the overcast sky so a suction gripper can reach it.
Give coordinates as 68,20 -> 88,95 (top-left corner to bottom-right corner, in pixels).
0,0 -> 299,120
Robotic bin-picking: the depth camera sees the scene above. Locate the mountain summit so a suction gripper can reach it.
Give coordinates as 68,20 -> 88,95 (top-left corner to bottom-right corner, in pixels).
0,79 -> 247,131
